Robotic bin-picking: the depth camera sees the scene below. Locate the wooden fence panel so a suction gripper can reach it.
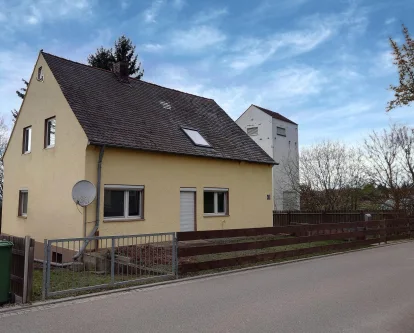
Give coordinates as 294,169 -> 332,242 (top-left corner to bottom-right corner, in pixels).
0,235 -> 35,303
179,239 -> 378,274
178,219 -> 413,274
273,210 -> 406,226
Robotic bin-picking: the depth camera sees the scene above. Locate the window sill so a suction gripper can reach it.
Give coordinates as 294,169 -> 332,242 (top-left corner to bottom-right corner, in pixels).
204,214 -> 229,218
22,152 -> 31,155
44,146 -> 55,150
17,215 -> 27,219
103,217 -> 145,223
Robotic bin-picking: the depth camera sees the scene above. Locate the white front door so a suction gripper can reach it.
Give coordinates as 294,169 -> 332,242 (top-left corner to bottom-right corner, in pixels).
180,191 -> 195,232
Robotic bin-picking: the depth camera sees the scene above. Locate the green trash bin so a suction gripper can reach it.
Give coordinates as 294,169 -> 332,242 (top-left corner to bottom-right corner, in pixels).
0,240 -> 13,304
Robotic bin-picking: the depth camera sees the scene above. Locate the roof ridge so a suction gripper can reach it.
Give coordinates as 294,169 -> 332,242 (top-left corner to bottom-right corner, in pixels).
252,104 -> 297,125
41,50 -> 214,102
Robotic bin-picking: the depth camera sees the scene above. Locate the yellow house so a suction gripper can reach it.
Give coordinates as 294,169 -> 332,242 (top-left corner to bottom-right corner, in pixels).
2,51 -> 275,256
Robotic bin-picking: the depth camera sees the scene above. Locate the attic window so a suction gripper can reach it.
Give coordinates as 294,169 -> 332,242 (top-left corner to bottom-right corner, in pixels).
182,128 -> 210,147
247,127 -> 258,136
37,66 -> 44,81
160,101 -> 172,110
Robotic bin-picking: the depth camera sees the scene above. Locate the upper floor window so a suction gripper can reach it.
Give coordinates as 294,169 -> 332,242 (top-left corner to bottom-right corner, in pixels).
22,126 -> 32,154
45,117 -> 56,148
277,127 -> 286,137
247,127 -> 258,136
37,66 -> 44,81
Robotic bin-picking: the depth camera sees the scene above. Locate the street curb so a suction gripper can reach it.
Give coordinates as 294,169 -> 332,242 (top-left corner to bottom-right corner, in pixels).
1,239 -> 412,314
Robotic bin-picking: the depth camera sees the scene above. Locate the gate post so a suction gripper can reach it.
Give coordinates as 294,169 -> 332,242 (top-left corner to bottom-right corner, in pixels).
42,239 -> 51,300
172,233 -> 178,278
111,237 -> 115,284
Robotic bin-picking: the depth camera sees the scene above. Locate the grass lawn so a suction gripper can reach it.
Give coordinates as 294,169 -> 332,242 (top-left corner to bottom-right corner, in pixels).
32,268 -> 174,301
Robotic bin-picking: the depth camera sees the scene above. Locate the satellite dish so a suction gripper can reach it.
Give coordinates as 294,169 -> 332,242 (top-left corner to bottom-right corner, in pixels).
72,180 -> 96,207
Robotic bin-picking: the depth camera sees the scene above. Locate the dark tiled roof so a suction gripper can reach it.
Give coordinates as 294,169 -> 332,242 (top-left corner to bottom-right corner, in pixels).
42,52 -> 275,165
252,105 -> 297,125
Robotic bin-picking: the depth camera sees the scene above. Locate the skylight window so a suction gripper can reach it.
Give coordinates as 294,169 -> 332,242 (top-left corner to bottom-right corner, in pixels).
182,128 -> 211,147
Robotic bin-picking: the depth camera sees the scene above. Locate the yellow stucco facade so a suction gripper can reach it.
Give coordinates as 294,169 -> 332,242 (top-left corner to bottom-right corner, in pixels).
2,54 -> 89,241
84,147 -> 273,237
2,53 -> 273,246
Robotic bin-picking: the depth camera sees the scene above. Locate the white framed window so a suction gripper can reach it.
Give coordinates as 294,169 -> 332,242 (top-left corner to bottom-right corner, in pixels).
45,117 -> 56,148
104,185 -> 144,220
204,188 -> 228,215
277,127 -> 286,137
247,127 -> 258,136
37,66 -> 44,81
18,190 -> 28,217
22,126 -> 32,153
182,128 -> 211,147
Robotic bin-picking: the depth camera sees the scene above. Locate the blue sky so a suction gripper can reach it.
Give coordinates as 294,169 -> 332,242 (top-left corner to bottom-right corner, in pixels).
0,0 -> 413,146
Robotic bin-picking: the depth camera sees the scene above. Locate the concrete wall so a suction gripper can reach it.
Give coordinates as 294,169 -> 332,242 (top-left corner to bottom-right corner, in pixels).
236,105 -> 299,210
272,118 -> 299,210
236,105 -> 273,157
84,147 -> 273,236
2,53 -> 88,242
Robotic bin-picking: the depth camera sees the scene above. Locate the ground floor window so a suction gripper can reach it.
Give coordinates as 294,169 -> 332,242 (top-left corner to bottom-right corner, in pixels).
104,185 -> 144,220
18,190 -> 28,217
204,188 -> 228,215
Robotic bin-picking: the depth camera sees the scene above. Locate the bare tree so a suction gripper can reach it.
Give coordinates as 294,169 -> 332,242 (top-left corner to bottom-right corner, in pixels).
282,141 -> 366,210
364,125 -> 411,210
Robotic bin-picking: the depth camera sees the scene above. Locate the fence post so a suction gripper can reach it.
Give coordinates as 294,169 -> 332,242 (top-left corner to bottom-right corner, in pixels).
111,237 -> 115,284
22,235 -> 30,304
172,233 -> 178,278
42,239 -> 50,300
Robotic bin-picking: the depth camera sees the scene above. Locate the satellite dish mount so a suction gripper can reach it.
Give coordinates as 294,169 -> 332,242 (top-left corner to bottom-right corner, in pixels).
72,180 -> 97,207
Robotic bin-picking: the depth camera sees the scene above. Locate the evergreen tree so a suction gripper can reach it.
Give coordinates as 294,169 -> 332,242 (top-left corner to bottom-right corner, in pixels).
11,79 -> 29,121
87,35 -> 144,78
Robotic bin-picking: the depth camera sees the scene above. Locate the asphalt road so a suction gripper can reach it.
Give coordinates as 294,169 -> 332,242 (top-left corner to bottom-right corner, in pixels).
2,242 -> 414,333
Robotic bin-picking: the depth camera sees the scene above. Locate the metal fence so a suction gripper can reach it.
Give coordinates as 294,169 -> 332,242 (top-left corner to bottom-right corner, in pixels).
42,233 -> 177,300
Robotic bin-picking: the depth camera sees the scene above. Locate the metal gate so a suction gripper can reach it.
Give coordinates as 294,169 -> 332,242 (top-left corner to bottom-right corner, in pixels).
42,232 -> 177,300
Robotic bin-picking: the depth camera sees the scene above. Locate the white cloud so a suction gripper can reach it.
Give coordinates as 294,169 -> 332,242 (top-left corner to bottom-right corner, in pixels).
172,0 -> 185,10
0,0 -> 95,31
170,26 -> 226,52
266,67 -> 327,100
147,62 -> 327,119
120,0 -> 129,10
225,26 -> 332,72
0,46 -> 37,125
192,7 -> 228,24
370,50 -> 395,77
143,0 -> 164,23
385,17 -> 396,25
142,43 -> 164,52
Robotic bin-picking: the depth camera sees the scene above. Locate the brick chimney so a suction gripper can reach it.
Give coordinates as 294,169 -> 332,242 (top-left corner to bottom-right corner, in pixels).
112,61 -> 129,82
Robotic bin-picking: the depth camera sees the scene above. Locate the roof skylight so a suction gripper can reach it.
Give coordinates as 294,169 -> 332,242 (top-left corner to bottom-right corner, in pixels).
182,128 -> 211,147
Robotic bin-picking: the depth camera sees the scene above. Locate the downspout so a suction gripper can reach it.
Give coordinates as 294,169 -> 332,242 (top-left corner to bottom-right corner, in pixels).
74,145 -> 105,260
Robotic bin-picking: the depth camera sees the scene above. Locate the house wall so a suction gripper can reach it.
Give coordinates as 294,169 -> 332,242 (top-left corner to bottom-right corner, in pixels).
236,105 -> 299,210
2,53 -> 88,244
84,147 -> 273,236
272,118 -> 299,210
235,105 -> 273,157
